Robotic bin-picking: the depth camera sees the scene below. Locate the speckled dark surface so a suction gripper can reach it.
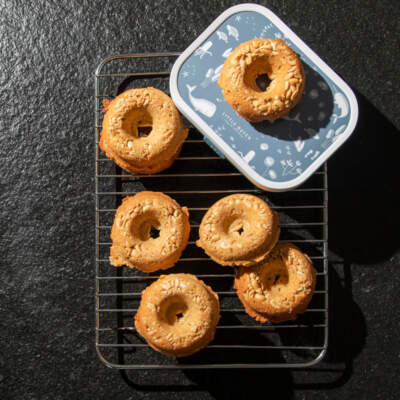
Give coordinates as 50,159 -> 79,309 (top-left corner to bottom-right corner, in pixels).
1,0 -> 399,399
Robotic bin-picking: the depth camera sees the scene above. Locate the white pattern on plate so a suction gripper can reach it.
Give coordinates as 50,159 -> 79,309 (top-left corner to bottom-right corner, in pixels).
294,138 -> 305,152
317,81 -> 329,91
309,89 -> 319,99
282,112 -> 302,124
222,48 -> 233,58
310,151 -> 320,160
226,25 -> 239,41
186,85 -> 216,117
268,169 -> 277,179
243,150 -> 255,163
216,31 -> 228,43
304,127 -> 319,139
264,156 -> 275,167
305,150 -> 313,158
332,92 -> 349,123
194,41 -> 213,59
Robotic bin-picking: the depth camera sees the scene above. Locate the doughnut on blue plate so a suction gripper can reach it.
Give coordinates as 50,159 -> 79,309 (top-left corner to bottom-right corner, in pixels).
170,3 -> 358,191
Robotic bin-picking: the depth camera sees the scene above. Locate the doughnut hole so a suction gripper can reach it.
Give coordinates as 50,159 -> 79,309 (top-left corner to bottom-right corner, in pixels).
261,258 -> 289,295
123,109 -> 153,138
255,74 -> 271,92
159,295 -> 188,326
222,215 -> 247,237
137,126 -> 152,137
136,218 -> 161,241
149,225 -> 160,239
243,57 -> 275,93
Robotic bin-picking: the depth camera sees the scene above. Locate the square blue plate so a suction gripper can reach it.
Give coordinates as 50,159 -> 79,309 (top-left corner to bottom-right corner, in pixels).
170,3 -> 358,191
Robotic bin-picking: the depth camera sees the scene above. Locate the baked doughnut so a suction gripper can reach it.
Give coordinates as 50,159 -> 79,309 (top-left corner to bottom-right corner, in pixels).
110,192 -> 190,272
218,38 -> 305,122
234,242 -> 316,323
135,273 -> 220,357
100,87 -> 188,174
196,194 -> 280,267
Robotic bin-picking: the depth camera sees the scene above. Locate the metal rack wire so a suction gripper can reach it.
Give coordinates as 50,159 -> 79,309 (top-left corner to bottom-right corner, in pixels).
94,53 -> 328,369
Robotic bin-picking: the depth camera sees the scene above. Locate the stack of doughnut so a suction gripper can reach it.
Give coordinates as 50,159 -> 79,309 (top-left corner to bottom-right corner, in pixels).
196,194 -> 316,323
101,38 -> 314,358
100,87 -> 188,174
234,242 -> 316,323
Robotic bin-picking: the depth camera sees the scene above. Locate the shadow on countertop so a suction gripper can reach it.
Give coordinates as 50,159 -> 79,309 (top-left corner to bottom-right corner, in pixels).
116,91 -> 398,398
117,262 -> 363,399
289,89 -> 400,389
327,90 -> 400,264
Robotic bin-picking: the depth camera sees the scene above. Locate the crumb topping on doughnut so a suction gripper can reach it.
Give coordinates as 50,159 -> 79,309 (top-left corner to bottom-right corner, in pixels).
110,192 -> 190,272
196,194 -> 280,267
218,39 -> 305,122
135,273 -> 220,357
100,87 -> 188,174
234,242 -> 316,323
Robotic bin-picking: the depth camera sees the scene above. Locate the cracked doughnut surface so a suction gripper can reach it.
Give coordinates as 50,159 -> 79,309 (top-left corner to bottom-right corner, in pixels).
109,191 -> 190,272
234,242 -> 316,323
218,38 -> 305,122
135,273 -> 220,357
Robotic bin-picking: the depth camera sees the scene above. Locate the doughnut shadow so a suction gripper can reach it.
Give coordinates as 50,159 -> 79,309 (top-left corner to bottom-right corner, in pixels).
250,63 -> 333,141
177,311 -> 290,364
98,54 -> 176,98
116,74 -> 170,96
291,265 -> 366,391
179,311 -> 294,398
327,90 -> 400,264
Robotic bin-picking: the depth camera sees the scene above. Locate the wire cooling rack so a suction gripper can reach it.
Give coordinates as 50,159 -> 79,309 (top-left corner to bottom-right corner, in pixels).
94,53 -> 328,369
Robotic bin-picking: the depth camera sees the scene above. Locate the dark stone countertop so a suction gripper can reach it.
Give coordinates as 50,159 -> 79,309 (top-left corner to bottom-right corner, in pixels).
1,0 -> 399,399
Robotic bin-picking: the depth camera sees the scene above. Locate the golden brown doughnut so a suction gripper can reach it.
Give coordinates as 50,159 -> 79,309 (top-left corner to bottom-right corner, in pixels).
234,242 -> 316,323
109,192 -> 190,272
218,39 -> 305,122
134,273 -> 220,357
196,194 -> 280,267
100,87 -> 188,174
